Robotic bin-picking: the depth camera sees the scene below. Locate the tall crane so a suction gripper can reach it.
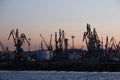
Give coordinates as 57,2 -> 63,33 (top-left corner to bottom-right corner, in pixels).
40,34 -> 52,51
0,41 -> 9,54
55,29 -> 65,50
83,24 -> 102,58
83,24 -> 92,50
0,41 -> 5,52
8,29 -> 30,62
0,41 -> 10,62
108,37 -> 118,57
109,37 -> 117,50
8,29 -> 30,50
55,29 -> 67,57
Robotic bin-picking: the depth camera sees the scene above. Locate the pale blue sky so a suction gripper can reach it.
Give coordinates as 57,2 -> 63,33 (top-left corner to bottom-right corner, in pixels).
0,0 -> 120,50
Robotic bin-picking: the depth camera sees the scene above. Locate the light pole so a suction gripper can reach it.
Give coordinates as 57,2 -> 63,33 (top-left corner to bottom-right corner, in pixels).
71,36 -> 75,50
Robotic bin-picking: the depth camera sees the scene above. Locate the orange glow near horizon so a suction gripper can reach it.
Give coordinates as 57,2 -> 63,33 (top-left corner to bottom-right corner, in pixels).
0,0 -> 120,51
0,23 -> 120,51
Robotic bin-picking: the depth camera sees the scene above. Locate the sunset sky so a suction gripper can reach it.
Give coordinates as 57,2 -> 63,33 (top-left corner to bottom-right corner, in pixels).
0,0 -> 120,51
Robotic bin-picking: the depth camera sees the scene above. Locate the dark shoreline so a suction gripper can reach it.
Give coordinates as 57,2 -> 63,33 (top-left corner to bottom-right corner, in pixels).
0,61 -> 120,72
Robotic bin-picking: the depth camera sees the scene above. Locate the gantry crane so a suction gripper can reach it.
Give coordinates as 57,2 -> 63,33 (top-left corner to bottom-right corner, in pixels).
108,37 -> 118,57
109,37 -> 117,50
0,41 -> 9,54
83,24 -> 92,50
40,34 -> 53,51
55,29 -> 69,57
0,41 -> 5,52
83,24 -> 102,58
55,29 -> 65,51
8,29 -> 30,61
8,29 -> 30,49
0,41 -> 10,62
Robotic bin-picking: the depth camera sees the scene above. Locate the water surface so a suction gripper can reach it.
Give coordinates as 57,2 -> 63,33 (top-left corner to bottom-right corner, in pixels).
0,71 -> 120,80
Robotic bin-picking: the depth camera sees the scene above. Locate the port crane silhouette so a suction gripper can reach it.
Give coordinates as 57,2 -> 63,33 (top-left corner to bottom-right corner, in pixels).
108,37 -> 119,58
83,24 -> 102,58
0,41 -> 6,52
0,41 -> 9,54
8,29 -> 30,61
40,34 -> 53,51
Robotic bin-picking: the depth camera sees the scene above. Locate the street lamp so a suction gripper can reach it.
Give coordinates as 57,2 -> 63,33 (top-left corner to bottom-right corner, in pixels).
71,36 -> 75,50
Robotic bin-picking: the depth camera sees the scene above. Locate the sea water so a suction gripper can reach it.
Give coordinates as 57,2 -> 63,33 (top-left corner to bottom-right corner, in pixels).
0,71 -> 120,80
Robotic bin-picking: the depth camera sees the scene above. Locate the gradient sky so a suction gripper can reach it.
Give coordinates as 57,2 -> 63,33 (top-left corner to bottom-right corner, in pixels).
0,0 -> 120,51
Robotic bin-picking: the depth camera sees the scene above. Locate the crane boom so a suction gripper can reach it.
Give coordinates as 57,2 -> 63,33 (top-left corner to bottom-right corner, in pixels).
40,34 -> 49,50
8,29 -> 17,45
21,33 -> 30,45
0,41 -> 5,51
109,37 -> 117,49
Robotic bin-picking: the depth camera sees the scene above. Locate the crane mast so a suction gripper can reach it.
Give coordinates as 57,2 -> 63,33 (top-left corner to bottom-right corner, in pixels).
83,24 -> 102,58
40,34 -> 52,51
8,29 -> 30,62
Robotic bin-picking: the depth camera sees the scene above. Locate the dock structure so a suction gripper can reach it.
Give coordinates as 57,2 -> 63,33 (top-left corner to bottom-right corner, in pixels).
0,24 -> 120,71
